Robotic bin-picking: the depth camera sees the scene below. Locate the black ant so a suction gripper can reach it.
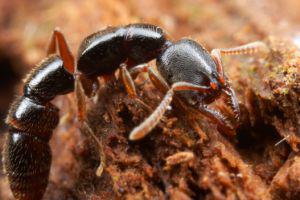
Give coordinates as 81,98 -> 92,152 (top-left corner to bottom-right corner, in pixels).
3,23 -> 267,200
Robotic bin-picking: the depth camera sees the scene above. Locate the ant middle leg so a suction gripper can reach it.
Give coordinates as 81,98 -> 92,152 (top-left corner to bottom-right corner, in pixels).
119,64 -> 137,98
119,64 -> 152,112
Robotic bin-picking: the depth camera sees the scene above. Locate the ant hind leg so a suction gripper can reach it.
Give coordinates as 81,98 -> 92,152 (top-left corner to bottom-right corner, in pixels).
82,121 -> 106,177
47,28 -> 105,176
75,77 -> 87,122
75,77 -> 105,177
119,64 -> 152,112
46,28 -> 74,73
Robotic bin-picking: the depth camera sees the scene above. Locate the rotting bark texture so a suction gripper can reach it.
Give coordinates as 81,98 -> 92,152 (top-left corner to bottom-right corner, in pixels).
0,0 -> 299,199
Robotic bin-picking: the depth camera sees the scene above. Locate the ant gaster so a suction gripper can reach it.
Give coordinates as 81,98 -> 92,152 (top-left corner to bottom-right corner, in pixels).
3,23 -> 267,200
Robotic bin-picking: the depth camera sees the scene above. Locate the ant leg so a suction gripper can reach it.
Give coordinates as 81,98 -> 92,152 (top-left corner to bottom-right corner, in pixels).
129,81 -> 210,141
79,74 -> 99,97
148,68 -> 169,93
46,28 -> 74,73
197,104 -> 235,136
119,64 -> 152,112
59,94 -> 75,125
119,64 -> 137,98
82,121 -> 106,177
128,64 -> 149,79
74,76 -> 86,122
74,76 -> 105,176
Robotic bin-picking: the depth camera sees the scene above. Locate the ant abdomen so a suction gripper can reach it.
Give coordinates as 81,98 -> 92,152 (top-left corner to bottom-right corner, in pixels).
6,96 -> 60,137
4,97 -> 56,199
3,131 -> 51,200
3,55 -> 74,200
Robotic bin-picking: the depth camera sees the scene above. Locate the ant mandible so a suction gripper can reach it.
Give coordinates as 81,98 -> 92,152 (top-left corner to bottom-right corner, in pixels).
3,23 -> 267,200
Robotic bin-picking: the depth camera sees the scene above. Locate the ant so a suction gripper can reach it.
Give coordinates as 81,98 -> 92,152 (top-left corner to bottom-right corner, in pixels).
3,23 -> 267,200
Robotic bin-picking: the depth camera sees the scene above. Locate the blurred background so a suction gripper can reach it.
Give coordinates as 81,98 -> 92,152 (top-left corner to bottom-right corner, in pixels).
0,0 -> 299,199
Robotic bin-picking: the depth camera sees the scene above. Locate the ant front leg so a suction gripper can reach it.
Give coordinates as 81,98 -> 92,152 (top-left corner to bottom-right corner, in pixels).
129,81 -> 211,140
